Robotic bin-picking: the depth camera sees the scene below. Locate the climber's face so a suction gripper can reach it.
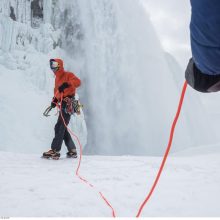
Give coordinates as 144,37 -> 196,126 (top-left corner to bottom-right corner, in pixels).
50,60 -> 60,73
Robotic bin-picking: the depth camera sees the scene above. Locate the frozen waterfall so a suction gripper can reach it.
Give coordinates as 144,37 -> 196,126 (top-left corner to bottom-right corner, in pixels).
0,0 -> 218,156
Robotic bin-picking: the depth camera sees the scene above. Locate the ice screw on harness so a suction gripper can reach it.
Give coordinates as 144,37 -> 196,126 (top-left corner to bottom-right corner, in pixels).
63,97 -> 83,115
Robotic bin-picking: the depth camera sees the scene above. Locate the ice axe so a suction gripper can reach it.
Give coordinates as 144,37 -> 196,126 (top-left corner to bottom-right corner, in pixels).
43,106 -> 53,117
43,92 -> 62,117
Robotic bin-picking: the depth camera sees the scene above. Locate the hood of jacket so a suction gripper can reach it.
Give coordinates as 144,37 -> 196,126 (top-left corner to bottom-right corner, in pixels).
50,58 -> 65,77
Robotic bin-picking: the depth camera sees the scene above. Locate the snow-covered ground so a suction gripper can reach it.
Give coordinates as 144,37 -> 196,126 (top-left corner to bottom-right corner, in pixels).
1,146 -> 220,217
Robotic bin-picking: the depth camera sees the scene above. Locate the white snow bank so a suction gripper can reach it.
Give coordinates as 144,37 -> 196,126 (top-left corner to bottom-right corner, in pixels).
172,143 -> 220,157
0,151 -> 220,217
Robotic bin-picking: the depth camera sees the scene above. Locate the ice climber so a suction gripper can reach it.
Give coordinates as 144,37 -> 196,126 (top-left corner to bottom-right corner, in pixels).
43,59 -> 81,159
185,0 -> 220,93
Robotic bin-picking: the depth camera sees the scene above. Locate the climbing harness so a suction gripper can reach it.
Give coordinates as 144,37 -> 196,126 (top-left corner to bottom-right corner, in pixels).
63,97 -> 83,115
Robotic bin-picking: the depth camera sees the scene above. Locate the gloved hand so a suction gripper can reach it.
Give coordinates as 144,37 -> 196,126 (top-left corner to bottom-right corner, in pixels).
51,97 -> 58,108
58,82 -> 69,93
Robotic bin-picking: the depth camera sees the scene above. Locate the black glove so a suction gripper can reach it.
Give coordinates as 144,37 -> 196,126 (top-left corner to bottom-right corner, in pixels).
51,97 -> 58,108
58,82 -> 69,93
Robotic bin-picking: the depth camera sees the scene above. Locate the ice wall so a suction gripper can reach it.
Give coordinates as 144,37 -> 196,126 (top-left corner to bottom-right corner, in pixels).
75,0 -> 181,155
0,0 -> 87,154
65,0 -> 217,155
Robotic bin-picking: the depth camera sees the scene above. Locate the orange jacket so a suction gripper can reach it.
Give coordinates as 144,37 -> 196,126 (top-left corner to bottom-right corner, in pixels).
52,59 -> 81,100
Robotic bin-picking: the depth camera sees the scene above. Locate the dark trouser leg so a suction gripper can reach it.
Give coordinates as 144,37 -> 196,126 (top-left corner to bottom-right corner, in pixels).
51,110 -> 71,152
64,130 -> 76,152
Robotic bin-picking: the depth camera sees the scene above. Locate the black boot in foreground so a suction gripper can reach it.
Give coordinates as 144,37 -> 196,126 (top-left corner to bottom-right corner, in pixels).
42,149 -> 60,160
66,149 -> 77,158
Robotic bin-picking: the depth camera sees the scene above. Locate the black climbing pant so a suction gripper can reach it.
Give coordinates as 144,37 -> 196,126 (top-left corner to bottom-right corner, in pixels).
51,108 -> 76,152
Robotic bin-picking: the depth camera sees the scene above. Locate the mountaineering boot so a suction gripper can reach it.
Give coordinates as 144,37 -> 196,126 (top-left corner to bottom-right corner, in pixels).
66,149 -> 77,158
42,149 -> 60,160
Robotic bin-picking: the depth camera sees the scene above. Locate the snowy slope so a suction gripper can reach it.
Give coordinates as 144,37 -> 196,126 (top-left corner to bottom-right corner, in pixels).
0,149 -> 220,217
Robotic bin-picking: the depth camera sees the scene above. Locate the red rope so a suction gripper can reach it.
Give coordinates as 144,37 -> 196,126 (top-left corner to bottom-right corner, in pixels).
53,80 -> 187,217
57,94 -> 116,218
136,81 -> 188,217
